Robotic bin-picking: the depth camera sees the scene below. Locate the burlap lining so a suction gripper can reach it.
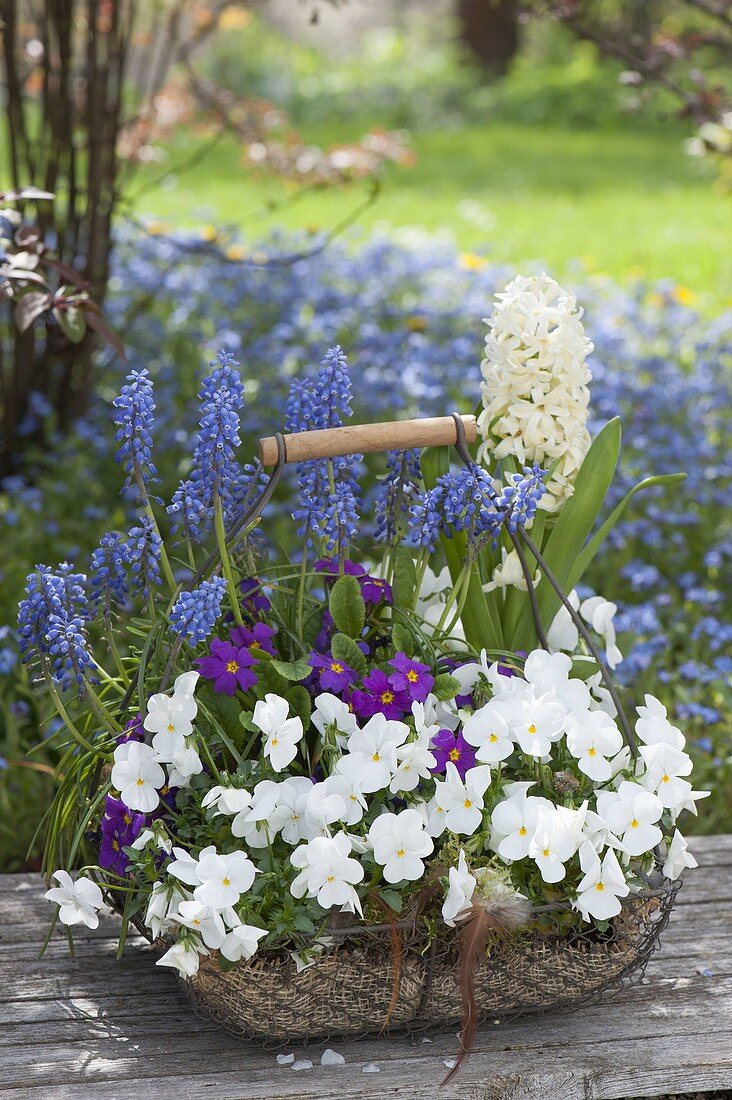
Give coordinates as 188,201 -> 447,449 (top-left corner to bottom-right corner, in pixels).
180,895 -> 659,1041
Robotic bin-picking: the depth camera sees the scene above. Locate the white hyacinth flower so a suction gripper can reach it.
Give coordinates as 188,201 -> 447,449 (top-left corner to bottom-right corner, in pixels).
477,272 -> 594,510
44,871 -> 103,928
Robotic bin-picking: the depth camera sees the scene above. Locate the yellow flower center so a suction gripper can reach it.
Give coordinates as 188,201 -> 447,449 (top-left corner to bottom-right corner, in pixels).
449,748 -> 461,762
326,874 -> 335,882
528,724 -> 537,735
542,848 -> 550,858
630,819 -> 639,828
406,670 -> 419,683
380,691 -> 394,705
489,733 -> 498,743
167,723 -> 175,733
250,640 -> 260,649
123,813 -> 132,825
112,839 -> 119,851
396,848 -> 405,858
222,877 -> 231,887
271,737 -> 278,747
330,662 -> 344,673
463,799 -> 473,809
518,826 -> 527,837
588,747 -> 597,757
596,883 -> 605,892
226,660 -> 239,674
135,777 -> 144,786
372,751 -> 381,762
662,774 -> 670,783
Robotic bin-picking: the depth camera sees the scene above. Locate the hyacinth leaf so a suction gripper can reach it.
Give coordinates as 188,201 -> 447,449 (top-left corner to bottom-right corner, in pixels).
391,545 -> 417,609
329,574 -> 366,638
331,632 -> 368,677
511,417 -> 622,649
420,446 -> 503,652
499,508 -> 548,644
567,472 -> 686,591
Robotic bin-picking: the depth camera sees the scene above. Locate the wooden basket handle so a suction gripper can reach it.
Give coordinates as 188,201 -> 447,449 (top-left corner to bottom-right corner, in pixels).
258,414 -> 477,467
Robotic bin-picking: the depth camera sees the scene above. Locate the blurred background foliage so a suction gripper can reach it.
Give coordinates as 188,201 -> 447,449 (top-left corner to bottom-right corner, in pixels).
0,0 -> 730,869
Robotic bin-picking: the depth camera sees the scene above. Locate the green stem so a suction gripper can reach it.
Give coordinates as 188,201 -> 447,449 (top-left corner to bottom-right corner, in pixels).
433,563 -> 470,636
214,493 -> 244,627
135,471 -> 177,594
296,549 -> 308,640
44,674 -> 96,754
105,626 -> 129,686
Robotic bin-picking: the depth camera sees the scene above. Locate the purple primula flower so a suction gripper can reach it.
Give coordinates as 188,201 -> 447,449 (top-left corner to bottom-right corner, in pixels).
309,651 -> 359,694
351,668 -> 411,720
99,795 -> 146,877
240,577 -> 270,614
314,609 -> 335,654
430,729 -> 477,778
197,637 -> 258,696
314,558 -> 365,578
360,574 -> 393,605
117,714 -> 144,745
231,621 -> 277,657
389,653 -> 435,702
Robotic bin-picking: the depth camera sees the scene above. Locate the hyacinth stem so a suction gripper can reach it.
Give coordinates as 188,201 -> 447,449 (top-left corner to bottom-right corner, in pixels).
105,626 -> 130,686
296,550 -> 308,640
135,471 -> 177,594
518,529 -> 638,757
214,493 -> 244,628
42,671 -> 96,754
433,564 -> 470,637
507,529 -> 549,651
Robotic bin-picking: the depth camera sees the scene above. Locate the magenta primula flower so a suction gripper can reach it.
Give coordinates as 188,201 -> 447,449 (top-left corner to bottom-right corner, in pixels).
389,653 -> 434,701
230,621 -> 277,656
430,728 -> 476,779
308,651 -> 358,694
197,638 -> 258,696
351,668 -> 411,720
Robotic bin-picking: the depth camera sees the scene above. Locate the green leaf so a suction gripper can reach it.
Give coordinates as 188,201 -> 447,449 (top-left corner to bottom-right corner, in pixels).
511,418 -> 622,649
432,672 -> 461,701
567,472 -> 686,590
391,545 -> 417,609
256,662 -> 291,697
329,573 -> 365,638
331,633 -> 368,677
420,446 -> 503,652
54,304 -> 86,344
287,685 -> 312,731
391,622 -> 414,658
379,888 -> 403,913
569,657 -> 601,682
271,658 -> 311,682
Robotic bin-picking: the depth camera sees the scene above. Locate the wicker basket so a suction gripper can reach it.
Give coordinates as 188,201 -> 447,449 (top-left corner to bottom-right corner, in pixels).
176,881 -> 680,1043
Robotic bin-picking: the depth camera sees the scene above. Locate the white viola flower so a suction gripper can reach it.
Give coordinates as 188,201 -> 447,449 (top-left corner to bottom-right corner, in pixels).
144,676 -> 198,752
166,846 -> 199,886
566,710 -> 623,782
663,830 -> 698,880
111,741 -> 165,813
669,786 -> 711,820
477,272 -> 593,510
233,779 -> 286,847
635,695 -> 685,750
586,671 -> 618,718
423,789 -> 449,838
177,900 -> 226,950
156,938 -> 206,978
193,846 -> 257,910
582,809 -> 624,854
483,547 -> 541,593
346,713 -> 409,793
442,850 -> 476,927
312,692 -> 358,747
434,762 -> 492,837
302,782 -> 347,839
411,699 -> 441,740
580,596 -> 622,669
416,563 -> 452,608
290,833 -> 364,914
546,590 -> 580,653
451,653 -> 491,696
201,785 -> 253,817
220,923 -> 269,963
368,808 -> 434,883
499,692 -> 566,758
596,781 -> 663,856
131,826 -> 173,854
528,807 -> 578,883
462,703 -> 514,764
639,743 -> 694,809
145,880 -> 188,938
173,670 -> 200,696
327,755 -> 369,826
490,789 -> 549,861
253,693 -> 304,773
44,871 -> 103,929
421,691 -> 461,732
574,841 -> 630,922
167,742 -> 203,788
390,732 -> 437,793
272,777 -> 314,845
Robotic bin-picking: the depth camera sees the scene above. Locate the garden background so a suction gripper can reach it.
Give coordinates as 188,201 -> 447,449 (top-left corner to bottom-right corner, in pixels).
0,0 -> 730,871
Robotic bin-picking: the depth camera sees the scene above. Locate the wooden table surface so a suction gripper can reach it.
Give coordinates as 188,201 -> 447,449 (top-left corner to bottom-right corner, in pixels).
1,835 -> 730,1100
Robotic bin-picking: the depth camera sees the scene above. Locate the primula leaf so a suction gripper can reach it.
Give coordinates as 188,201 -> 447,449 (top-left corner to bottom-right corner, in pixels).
287,685 -> 312,731
391,545 -> 417,610
331,632 -> 368,677
511,418 -> 622,648
391,622 -> 414,658
567,472 -> 686,590
329,573 -> 365,638
432,672 -> 462,702
421,446 -> 503,652
271,658 -> 311,682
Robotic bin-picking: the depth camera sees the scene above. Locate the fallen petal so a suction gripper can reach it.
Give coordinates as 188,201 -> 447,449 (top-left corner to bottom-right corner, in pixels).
362,1063 -> 380,1073
321,1048 -> 345,1066
292,1059 -> 313,1071
276,1053 -> 295,1065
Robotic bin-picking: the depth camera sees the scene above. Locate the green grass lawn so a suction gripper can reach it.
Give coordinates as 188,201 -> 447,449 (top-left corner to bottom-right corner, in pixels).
132,120 -> 731,304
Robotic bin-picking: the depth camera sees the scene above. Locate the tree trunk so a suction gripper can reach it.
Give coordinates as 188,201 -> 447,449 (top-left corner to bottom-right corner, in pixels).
457,0 -> 520,75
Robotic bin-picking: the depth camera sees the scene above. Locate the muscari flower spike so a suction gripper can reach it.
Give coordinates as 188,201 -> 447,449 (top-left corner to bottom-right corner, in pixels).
126,517 -> 163,597
170,576 -> 228,645
89,532 -> 129,618
17,563 -> 89,665
167,480 -> 207,544
190,349 -> 244,518
112,369 -> 157,500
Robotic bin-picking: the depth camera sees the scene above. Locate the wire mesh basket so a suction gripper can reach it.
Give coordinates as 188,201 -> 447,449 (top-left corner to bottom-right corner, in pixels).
176,876 -> 680,1044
